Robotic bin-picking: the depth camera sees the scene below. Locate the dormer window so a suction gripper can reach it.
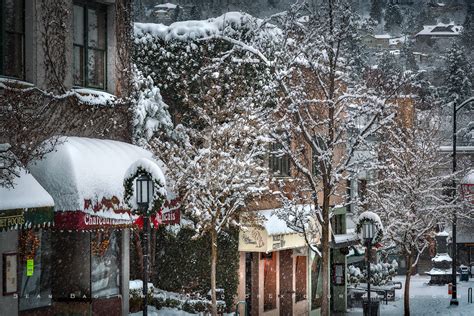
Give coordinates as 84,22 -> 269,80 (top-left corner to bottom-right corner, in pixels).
73,2 -> 107,90
0,0 -> 24,79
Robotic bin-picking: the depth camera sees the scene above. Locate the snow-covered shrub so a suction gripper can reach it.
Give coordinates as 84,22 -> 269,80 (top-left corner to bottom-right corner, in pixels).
348,259 -> 399,286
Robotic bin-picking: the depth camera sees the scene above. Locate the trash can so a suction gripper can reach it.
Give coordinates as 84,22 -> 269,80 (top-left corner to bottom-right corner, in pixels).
363,297 -> 380,316
460,265 -> 469,282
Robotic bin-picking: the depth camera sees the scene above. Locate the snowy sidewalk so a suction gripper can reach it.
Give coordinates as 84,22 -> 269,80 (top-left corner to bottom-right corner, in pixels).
346,275 -> 474,315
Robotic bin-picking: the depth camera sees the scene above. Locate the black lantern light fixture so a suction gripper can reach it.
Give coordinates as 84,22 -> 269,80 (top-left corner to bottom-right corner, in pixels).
362,221 -> 375,316
136,174 -> 153,316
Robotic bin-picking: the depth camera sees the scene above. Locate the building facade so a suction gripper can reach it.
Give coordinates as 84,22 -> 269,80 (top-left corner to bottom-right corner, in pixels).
0,1 -> 136,315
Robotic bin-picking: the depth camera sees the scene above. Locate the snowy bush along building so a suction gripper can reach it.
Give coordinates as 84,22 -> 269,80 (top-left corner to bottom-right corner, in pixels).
0,1 -> 142,315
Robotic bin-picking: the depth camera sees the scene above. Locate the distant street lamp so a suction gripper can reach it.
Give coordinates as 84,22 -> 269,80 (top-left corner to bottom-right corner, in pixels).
363,221 -> 375,316
451,97 -> 474,306
136,174 -> 154,316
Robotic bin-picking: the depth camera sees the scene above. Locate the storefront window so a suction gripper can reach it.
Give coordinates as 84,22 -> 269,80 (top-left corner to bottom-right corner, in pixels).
52,231 -> 91,299
73,2 -> 106,89
263,253 -> 276,311
295,256 -> 307,302
311,255 -> 322,310
0,0 -> 24,79
19,230 -> 52,311
91,230 -> 120,298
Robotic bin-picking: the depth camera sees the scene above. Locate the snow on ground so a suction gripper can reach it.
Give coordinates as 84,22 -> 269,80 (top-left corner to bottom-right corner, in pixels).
130,306 -> 194,316
347,275 -> 474,315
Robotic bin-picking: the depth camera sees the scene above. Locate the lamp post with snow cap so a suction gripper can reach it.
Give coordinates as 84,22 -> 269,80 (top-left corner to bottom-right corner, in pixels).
136,174 -> 154,316
451,96 -> 474,306
363,221 -> 375,315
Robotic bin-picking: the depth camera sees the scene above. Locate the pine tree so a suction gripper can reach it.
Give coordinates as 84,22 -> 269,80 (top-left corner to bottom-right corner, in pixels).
444,42 -> 473,106
370,0 -> 383,24
400,41 -> 419,72
461,5 -> 474,50
385,3 -> 403,34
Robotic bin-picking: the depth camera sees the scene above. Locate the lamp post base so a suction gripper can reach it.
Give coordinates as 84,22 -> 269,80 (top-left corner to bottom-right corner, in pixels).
450,298 -> 459,306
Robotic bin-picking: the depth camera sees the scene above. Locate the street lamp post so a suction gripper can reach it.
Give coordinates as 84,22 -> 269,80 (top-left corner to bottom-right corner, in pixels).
363,221 -> 375,315
451,97 -> 474,306
136,174 -> 154,316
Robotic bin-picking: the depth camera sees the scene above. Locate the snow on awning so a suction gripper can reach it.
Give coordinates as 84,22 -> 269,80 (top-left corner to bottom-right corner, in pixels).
28,137 -> 166,230
0,168 -> 54,230
331,233 -> 359,249
238,208 -> 313,253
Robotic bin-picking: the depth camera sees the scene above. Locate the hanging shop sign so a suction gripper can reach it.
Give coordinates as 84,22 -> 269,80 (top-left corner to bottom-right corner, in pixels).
158,209 -> 180,225
239,227 -> 307,253
0,207 -> 54,231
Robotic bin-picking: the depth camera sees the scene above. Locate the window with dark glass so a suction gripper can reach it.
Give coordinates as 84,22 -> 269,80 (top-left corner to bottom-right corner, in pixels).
91,231 -> 121,298
73,2 -> 106,89
0,0 -> 24,79
269,143 -> 290,177
19,230 -> 52,311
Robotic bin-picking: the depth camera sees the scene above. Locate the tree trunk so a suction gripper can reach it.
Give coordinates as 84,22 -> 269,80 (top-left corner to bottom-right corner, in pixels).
210,229 -> 218,316
320,191 -> 331,316
404,255 -> 414,316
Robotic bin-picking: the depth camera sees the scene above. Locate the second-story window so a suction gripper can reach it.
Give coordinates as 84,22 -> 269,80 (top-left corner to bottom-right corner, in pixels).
73,2 -> 106,89
269,143 -> 290,177
0,0 -> 24,79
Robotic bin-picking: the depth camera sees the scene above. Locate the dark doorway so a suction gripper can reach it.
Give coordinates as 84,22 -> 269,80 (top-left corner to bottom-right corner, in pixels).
279,250 -> 293,316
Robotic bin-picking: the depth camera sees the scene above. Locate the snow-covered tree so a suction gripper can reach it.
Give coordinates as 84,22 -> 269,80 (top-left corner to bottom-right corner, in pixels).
151,98 -> 270,316
369,0 -> 383,24
366,107 -> 452,316
385,2 -> 403,34
234,1 -> 415,314
131,67 -> 173,146
443,42 -> 472,106
400,41 -> 419,72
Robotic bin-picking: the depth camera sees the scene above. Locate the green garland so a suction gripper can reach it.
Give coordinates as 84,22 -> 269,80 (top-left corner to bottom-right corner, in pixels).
123,166 -> 166,216
356,216 -> 384,245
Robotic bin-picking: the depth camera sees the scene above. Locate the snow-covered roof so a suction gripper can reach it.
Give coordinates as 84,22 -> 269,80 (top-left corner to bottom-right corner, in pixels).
373,34 -> 391,39
258,209 -> 297,236
439,145 -> 474,153
416,23 -> 463,37
155,3 -> 177,9
0,168 -> 54,210
389,36 -> 406,46
462,170 -> 474,184
28,137 -> 164,212
436,231 -> 449,237
134,11 -> 281,42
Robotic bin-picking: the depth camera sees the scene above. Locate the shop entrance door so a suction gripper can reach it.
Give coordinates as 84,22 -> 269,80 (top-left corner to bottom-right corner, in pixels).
279,250 -> 294,316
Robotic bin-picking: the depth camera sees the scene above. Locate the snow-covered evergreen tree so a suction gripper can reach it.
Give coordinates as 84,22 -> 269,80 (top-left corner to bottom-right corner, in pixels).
370,0 -> 383,24
443,42 -> 472,106
400,41 -> 419,72
385,2 -> 403,34
461,5 -> 474,51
